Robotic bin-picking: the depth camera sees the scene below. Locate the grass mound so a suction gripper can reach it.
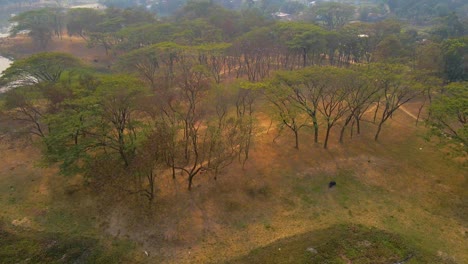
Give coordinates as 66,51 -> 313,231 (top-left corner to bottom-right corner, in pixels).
0,221 -> 135,264
228,224 -> 453,264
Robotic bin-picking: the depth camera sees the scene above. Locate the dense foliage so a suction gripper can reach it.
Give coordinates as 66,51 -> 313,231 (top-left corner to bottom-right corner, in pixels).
1,0 -> 466,200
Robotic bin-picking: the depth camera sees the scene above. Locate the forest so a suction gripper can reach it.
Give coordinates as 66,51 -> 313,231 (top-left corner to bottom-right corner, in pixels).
0,0 -> 466,263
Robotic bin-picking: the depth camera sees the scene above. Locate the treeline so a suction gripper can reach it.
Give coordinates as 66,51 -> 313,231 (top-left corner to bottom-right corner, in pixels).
1,52 -> 256,198
1,2 -> 466,201
9,2 -> 467,81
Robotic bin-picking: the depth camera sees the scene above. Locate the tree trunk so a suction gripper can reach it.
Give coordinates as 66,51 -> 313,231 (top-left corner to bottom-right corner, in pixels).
416,99 -> 426,126
312,114 -> 319,143
188,174 -> 194,191
324,125 -> 331,149
373,102 -> 380,123
339,115 -> 353,144
355,116 -> 361,135
294,129 -> 299,149
375,121 -> 384,141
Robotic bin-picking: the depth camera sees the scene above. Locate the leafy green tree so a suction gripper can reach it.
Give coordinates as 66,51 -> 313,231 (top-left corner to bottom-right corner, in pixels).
275,22 -> 328,67
431,12 -> 466,39
232,26 -> 278,81
100,0 -> 147,9
416,41 -> 443,74
339,69 -> 379,143
116,42 -> 184,90
265,78 -> 309,149
178,19 -> 223,44
429,82 -> 468,151
66,8 -> 103,40
312,2 -> 355,30
373,35 -> 404,61
45,74 -> 149,173
69,7 -> 156,54
442,37 -> 468,82
315,67 -> 352,149
116,23 -> 177,51
368,64 -> 422,141
280,1 -> 305,15
387,0 -> 468,24
10,9 -> 60,49
166,59 -> 244,190
195,43 -> 232,83
234,83 -> 258,169
1,57 -> 85,141
3,88 -> 49,138
1,52 -> 82,86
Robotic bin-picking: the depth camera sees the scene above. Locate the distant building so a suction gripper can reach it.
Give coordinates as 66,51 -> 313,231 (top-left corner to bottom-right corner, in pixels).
273,12 -> 292,21
69,3 -> 106,9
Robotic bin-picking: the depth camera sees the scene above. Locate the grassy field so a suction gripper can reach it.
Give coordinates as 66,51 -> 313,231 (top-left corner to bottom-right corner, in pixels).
228,224 -> 452,263
0,37 -> 466,263
1,102 -> 466,263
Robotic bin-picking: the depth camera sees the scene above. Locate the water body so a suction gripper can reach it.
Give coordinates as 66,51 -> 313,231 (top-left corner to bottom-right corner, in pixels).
0,28 -> 13,93
0,55 -> 12,76
0,26 -> 12,74
0,55 -> 12,93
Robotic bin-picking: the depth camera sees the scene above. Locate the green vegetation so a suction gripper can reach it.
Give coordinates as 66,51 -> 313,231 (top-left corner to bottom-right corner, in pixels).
228,224 -> 452,264
0,224 -> 135,264
0,0 -> 466,263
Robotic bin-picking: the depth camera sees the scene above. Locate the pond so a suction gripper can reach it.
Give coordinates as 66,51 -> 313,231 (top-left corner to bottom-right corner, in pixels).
0,55 -> 12,75
0,55 -> 12,93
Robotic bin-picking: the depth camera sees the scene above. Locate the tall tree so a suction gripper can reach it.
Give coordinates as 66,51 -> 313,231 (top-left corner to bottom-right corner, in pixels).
10,9 -> 60,49
428,81 -> 468,151
265,78 -> 309,149
313,2 -> 355,30
369,64 -> 421,141
1,52 -> 82,86
442,37 -> 468,83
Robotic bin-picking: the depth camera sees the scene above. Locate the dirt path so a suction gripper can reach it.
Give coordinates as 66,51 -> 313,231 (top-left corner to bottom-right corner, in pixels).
399,105 -> 418,120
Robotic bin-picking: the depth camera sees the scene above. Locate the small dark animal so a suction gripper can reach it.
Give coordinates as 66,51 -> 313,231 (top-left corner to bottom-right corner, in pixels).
328,181 -> 336,188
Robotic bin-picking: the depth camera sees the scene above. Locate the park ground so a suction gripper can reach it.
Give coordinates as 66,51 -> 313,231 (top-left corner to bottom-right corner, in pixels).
0,36 -> 467,263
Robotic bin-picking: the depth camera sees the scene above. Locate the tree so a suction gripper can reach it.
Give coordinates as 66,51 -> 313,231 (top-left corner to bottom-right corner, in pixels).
116,23 -> 176,51
313,2 -> 355,30
428,82 -> 468,152
275,22 -> 328,68
129,124 -> 171,201
195,43 -> 232,83
10,8 -> 61,49
45,74 -> 149,173
369,64 -> 421,141
66,8 -> 102,40
3,88 -> 49,138
415,41 -> 443,75
269,69 -> 319,144
431,12 -> 466,39
174,19 -> 224,45
1,52 -> 82,86
77,7 -> 155,55
167,59 -> 244,190
116,42 -> 184,90
339,70 -> 379,144
1,53 -> 83,140
232,27 -> 278,81
205,85 -> 244,179
315,67 -> 351,149
235,83 -> 258,168
442,37 -> 468,82
265,78 -> 309,149
373,35 -> 404,61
